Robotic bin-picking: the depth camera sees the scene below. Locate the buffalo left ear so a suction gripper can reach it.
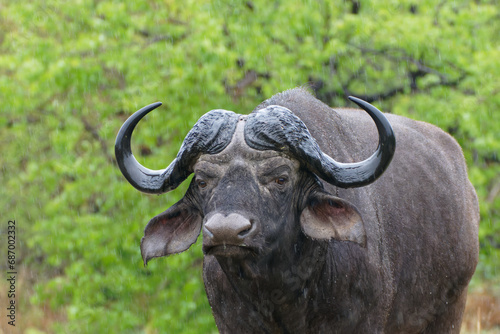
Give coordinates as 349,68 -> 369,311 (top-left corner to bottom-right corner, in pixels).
300,193 -> 366,247
140,198 -> 202,265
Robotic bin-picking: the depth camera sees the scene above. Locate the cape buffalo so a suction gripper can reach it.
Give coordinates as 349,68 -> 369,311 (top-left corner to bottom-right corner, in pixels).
115,88 -> 479,333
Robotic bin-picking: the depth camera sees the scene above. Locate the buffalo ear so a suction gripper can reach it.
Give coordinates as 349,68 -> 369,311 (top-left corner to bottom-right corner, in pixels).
300,193 -> 366,247
140,198 -> 202,265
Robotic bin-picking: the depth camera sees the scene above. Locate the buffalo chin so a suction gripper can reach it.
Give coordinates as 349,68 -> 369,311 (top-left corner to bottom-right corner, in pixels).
203,244 -> 254,257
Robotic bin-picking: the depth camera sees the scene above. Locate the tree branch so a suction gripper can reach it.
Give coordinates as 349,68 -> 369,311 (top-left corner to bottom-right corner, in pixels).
315,44 -> 468,104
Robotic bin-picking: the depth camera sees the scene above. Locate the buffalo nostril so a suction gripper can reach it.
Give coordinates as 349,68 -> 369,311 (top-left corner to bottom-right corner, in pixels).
203,226 -> 214,238
237,219 -> 255,237
238,226 -> 252,237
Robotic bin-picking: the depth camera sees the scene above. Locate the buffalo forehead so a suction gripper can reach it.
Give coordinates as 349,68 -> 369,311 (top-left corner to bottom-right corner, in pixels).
196,118 -> 298,168
196,146 -> 298,171
198,148 -> 284,164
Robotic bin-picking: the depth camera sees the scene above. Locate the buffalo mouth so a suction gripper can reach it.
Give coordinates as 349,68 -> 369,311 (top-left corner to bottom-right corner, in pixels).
203,244 -> 255,257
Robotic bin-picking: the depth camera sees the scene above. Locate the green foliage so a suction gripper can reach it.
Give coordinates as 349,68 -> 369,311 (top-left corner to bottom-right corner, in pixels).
1,0 -> 498,332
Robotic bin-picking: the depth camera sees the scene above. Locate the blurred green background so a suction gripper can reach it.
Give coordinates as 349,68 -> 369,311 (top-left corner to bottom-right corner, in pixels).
1,0 -> 499,333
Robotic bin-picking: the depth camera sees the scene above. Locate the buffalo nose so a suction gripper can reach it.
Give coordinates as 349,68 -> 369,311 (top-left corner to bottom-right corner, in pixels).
204,213 -> 253,244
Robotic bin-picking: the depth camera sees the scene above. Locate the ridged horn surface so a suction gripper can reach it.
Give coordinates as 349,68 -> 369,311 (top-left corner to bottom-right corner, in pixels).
244,97 -> 396,188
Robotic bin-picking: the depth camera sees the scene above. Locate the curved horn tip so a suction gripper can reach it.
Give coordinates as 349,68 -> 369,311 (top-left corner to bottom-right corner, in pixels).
140,101 -> 163,114
115,102 -> 164,140
114,101 -> 169,194
136,101 -> 163,115
348,96 -> 368,106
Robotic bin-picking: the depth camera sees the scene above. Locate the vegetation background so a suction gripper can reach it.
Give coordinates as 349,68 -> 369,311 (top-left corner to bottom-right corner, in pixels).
0,0 -> 499,333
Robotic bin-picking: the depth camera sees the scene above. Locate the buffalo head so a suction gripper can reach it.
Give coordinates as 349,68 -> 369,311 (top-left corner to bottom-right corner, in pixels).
115,97 -> 395,267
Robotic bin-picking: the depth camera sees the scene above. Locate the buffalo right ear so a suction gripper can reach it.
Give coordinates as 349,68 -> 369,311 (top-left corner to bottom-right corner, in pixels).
140,197 -> 202,265
300,192 -> 366,247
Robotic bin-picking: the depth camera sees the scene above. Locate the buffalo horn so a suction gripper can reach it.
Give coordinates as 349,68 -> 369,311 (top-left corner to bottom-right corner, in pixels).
328,96 -> 396,188
245,97 -> 396,188
114,102 -> 172,194
115,103 -> 239,194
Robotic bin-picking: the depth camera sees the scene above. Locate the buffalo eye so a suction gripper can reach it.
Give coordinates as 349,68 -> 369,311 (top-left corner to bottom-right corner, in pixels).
197,180 -> 207,188
275,177 -> 288,185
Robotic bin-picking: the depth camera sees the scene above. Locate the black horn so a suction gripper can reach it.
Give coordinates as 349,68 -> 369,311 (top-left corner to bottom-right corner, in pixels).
115,102 -> 171,194
244,97 -> 396,188
115,103 -> 240,194
341,96 -> 396,187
